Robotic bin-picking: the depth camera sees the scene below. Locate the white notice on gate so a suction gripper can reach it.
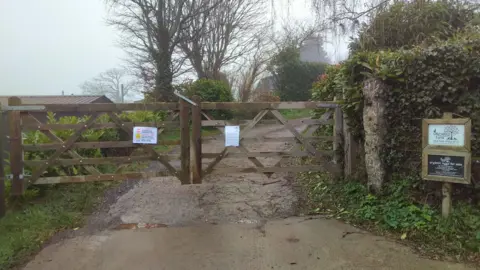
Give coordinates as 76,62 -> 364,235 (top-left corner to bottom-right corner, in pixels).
428,124 -> 465,147
225,126 -> 240,147
132,126 -> 158,144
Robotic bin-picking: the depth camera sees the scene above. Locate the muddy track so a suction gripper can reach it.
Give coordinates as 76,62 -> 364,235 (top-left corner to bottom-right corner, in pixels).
95,122 -> 306,229
45,122 -> 304,244
23,123 -> 474,270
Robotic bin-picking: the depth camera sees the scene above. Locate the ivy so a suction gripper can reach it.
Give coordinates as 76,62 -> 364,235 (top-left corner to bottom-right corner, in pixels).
301,172 -> 480,259
312,30 -> 480,173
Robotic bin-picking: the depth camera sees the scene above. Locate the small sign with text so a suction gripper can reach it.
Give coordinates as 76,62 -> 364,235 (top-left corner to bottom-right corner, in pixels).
132,126 -> 158,144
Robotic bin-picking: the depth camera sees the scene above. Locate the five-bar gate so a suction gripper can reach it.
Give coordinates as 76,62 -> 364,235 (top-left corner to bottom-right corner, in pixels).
0,96 -> 344,217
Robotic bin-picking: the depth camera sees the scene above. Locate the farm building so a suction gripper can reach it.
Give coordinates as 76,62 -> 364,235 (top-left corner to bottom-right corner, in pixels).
0,95 -> 113,122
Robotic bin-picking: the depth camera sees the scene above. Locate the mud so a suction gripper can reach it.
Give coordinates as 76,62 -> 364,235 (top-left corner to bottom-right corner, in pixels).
22,123 -> 474,270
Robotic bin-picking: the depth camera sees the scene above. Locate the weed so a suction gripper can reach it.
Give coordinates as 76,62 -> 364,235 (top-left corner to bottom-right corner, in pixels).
300,172 -> 480,263
0,181 -> 116,270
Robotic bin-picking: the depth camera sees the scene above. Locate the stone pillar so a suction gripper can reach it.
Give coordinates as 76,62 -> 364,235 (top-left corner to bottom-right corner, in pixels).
362,78 -> 387,193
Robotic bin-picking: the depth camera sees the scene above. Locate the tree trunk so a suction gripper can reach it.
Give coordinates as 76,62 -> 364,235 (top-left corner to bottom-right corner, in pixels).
362,78 -> 387,194
153,53 -> 174,102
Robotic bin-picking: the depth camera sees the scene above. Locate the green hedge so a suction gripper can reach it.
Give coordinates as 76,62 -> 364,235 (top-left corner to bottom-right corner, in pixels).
312,28 -> 480,173
349,1 -> 477,53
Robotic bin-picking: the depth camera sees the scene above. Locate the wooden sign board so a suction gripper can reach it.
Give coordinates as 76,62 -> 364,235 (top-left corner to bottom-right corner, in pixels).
421,149 -> 471,184
422,118 -> 471,151
422,114 -> 472,217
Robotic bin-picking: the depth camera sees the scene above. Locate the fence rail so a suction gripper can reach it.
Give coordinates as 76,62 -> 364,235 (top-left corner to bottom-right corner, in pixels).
0,96 -> 346,218
190,104 -> 342,183
5,101 -> 340,113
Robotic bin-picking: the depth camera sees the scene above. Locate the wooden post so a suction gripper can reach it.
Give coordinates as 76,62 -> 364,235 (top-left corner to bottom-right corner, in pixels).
334,106 -> 344,176
341,91 -> 359,178
0,104 -> 5,218
8,97 -> 24,195
179,99 -> 191,185
343,118 -> 358,177
442,182 -> 452,218
442,112 -> 453,218
191,96 -> 202,184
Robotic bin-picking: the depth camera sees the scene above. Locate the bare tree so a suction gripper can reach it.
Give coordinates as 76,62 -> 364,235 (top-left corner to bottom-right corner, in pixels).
234,34 -> 273,102
105,0 -> 217,101
179,0 -> 268,80
228,23 -> 324,102
80,68 -> 137,103
273,22 -> 321,50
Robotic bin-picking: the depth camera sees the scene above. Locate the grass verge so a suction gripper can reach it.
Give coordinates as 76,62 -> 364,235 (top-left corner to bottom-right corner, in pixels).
0,127 -> 222,269
299,172 -> 480,264
0,181 -> 117,270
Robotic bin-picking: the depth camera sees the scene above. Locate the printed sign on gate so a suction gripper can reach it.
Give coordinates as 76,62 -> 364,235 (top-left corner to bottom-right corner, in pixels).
132,126 -> 158,144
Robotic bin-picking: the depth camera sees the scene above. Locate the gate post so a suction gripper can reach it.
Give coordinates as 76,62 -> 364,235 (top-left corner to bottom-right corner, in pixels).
343,119 -> 358,178
334,105 -> 344,177
191,96 -> 202,184
0,103 -> 5,218
8,97 -> 24,195
179,99 -> 191,184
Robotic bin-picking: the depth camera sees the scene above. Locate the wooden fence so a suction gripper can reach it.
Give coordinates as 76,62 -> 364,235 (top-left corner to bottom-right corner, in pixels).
0,96 -> 352,218
188,97 -> 344,183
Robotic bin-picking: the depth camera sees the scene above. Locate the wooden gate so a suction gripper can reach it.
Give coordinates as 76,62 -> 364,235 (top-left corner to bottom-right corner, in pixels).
0,97 -> 195,198
0,97 -> 342,195
188,99 -> 343,184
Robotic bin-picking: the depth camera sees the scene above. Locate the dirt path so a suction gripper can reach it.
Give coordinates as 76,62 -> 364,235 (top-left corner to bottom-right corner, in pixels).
23,124 -> 473,270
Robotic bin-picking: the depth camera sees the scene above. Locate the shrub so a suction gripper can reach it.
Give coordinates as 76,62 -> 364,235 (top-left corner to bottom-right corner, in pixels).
21,111 -> 167,178
269,45 -> 327,101
301,172 -> 480,260
349,1 -> 477,53
312,29 -> 480,174
185,79 -> 233,102
184,78 -> 233,120
253,91 -> 280,102
313,0 -> 480,175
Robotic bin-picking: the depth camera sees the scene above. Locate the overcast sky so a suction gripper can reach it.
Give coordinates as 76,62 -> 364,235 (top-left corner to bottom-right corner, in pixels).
0,0 -> 348,97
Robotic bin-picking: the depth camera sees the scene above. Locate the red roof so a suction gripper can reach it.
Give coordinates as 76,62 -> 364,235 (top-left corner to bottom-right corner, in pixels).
0,95 -> 112,105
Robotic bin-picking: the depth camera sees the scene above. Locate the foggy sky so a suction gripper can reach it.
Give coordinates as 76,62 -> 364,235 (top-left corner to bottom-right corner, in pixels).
0,0 -> 347,96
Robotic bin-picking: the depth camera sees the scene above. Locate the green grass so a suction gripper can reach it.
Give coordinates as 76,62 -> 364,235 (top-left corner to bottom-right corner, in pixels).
279,109 -> 312,119
300,172 -> 480,263
154,129 -> 182,152
0,181 -> 117,270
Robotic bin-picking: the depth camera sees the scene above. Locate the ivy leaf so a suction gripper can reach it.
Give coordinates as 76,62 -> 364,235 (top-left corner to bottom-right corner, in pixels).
360,62 -> 373,71
360,72 -> 373,78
